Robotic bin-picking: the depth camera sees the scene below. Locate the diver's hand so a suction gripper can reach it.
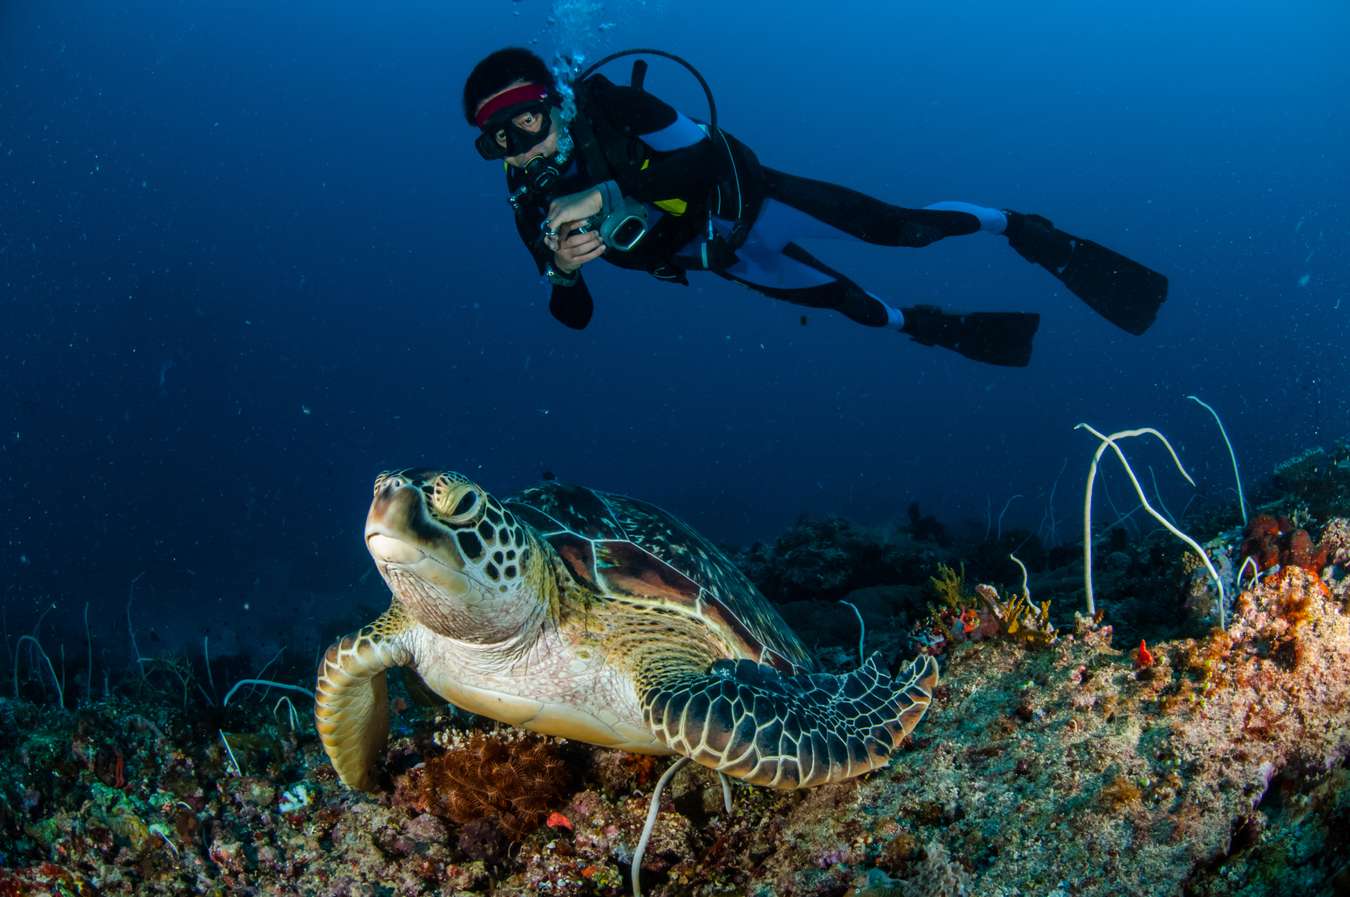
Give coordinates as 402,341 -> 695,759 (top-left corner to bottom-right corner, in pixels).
545,189 -> 604,237
552,225 -> 605,273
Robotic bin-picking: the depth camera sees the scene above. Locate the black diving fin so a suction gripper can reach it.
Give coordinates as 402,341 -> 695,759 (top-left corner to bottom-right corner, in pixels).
901,304 -> 1040,368
1004,211 -> 1167,336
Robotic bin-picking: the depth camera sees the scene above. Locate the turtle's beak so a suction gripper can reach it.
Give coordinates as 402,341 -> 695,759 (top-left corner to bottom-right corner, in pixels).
365,478 -> 462,573
365,480 -> 427,562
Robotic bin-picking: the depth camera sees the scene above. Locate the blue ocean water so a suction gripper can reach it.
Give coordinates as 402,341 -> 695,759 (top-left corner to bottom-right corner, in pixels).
1,1 -> 1346,657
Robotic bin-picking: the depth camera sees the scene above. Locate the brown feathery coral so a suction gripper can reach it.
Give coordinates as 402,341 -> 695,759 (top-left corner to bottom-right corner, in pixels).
393,729 -> 575,841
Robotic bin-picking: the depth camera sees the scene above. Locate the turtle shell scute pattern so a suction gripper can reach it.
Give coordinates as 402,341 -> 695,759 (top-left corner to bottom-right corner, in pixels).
508,483 -> 812,672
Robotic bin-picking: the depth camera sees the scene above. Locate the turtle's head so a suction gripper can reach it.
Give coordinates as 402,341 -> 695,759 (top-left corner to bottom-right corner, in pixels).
365,469 -> 547,643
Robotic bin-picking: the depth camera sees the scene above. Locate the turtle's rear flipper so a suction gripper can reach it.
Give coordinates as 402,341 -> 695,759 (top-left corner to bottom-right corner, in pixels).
315,604 -> 415,791
640,653 -> 939,789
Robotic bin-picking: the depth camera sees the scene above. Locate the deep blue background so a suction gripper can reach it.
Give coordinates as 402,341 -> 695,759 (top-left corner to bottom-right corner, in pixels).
2,1 -> 1347,653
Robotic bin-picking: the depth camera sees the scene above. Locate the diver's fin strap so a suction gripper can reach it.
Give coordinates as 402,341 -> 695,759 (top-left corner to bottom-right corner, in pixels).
314,603 -> 415,791
640,653 -> 938,790
1005,212 -> 1168,335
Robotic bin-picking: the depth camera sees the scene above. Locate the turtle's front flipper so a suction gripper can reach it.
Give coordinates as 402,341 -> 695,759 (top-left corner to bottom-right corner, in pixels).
315,604 -> 415,791
640,654 -> 938,789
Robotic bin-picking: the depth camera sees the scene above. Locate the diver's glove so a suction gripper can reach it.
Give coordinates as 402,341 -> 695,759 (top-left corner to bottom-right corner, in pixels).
900,304 -> 1040,368
548,277 -> 594,330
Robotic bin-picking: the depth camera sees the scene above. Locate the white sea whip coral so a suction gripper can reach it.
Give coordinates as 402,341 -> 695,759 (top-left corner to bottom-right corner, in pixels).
1187,394 -> 1248,525
1078,424 -> 1228,628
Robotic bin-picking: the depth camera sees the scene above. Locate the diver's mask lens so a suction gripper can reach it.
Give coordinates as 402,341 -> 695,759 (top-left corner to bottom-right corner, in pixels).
474,103 -> 554,160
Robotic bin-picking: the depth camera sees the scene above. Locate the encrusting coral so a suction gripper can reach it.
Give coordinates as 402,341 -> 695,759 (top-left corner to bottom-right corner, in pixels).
767,555 -> 1350,897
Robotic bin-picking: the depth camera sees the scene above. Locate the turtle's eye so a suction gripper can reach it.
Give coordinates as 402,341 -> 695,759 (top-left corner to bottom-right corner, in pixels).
451,491 -> 478,517
432,476 -> 483,524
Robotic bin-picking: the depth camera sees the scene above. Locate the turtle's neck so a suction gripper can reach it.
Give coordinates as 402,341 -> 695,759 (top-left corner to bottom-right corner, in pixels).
386,535 -> 555,649
471,527 -> 558,650
433,539 -> 559,670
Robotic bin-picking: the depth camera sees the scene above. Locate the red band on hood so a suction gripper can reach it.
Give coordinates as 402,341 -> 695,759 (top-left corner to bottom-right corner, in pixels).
474,83 -> 552,128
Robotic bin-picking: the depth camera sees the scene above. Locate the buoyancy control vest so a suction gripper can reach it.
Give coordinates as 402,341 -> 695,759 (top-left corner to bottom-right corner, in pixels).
508,62 -> 766,283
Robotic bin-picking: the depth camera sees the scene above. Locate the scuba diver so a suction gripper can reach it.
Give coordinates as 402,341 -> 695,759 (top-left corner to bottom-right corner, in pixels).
462,47 -> 1168,367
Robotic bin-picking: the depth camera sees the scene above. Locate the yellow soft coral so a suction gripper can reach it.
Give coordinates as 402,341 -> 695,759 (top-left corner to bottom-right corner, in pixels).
929,563 -> 968,609
975,583 -> 1058,647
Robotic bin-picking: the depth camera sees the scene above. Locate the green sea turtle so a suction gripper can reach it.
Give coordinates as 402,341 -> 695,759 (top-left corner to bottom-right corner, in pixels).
316,469 -> 939,793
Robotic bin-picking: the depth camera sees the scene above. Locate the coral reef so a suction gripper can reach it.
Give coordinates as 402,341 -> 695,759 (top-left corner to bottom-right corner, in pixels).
2,458 -> 1348,896
1268,439 -> 1350,521
1323,517 -> 1350,567
733,515 -> 946,603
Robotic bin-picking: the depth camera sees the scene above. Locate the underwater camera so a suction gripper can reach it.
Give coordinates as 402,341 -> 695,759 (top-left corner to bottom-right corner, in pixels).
596,195 -> 649,251
566,195 -> 649,252
568,194 -> 648,251
573,181 -> 651,251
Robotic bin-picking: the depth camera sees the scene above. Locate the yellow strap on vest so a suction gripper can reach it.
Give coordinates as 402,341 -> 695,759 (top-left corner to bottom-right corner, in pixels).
654,197 -> 688,215
641,158 -> 688,216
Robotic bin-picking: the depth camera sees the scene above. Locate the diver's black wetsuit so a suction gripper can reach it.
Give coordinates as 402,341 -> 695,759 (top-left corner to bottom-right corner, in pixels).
507,73 -> 1165,365
510,74 -> 993,330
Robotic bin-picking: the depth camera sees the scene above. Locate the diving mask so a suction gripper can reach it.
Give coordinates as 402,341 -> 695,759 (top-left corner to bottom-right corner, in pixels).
473,83 -> 558,160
